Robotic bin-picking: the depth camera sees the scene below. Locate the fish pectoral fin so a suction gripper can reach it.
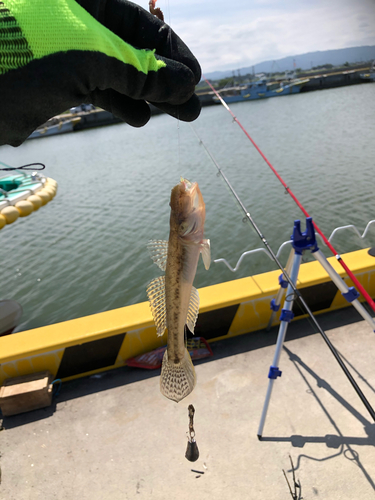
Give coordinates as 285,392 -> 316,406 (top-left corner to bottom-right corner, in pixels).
186,286 -> 200,335
147,240 -> 168,271
160,349 -> 196,402
201,239 -> 211,270
146,276 -> 167,336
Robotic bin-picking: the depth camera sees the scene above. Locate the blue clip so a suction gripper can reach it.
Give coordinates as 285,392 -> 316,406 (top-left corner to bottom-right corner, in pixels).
278,273 -> 288,289
291,217 -> 318,255
270,299 -> 280,312
280,309 -> 294,322
342,286 -> 360,303
268,366 -> 282,379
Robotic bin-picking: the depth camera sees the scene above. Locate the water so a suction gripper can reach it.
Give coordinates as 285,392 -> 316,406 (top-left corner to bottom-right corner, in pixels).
1,84 -> 375,332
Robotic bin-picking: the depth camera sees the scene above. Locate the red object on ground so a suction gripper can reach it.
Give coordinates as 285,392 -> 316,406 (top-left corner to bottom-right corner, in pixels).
126,337 -> 213,370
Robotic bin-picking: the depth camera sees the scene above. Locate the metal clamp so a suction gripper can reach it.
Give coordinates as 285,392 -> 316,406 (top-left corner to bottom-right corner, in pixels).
280,309 -> 295,322
270,299 -> 280,312
278,273 -> 288,289
342,286 -> 360,303
268,366 -> 282,379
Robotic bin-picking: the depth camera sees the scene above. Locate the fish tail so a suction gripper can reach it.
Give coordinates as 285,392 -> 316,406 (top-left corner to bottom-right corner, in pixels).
160,349 -> 196,403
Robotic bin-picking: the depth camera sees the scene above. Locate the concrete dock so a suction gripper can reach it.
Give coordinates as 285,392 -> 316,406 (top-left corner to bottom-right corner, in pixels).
1,306 -> 375,499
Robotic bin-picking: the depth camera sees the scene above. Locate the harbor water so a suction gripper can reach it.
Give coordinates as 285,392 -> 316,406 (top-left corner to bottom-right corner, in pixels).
1,84 -> 375,333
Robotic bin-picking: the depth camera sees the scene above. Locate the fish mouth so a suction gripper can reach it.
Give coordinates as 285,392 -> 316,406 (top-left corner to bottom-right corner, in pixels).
179,178 -> 201,211
180,178 -> 195,192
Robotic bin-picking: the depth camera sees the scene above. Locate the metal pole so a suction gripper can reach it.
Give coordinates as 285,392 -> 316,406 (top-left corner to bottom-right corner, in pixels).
258,252 -> 302,438
312,249 -> 375,330
266,249 -> 295,331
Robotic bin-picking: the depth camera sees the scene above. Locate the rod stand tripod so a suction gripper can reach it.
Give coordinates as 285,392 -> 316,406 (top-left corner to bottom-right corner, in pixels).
258,217 -> 375,439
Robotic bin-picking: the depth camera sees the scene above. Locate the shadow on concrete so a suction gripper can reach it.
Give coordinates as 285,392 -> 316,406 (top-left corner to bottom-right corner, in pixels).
1,305 -> 371,430
260,345 -> 375,491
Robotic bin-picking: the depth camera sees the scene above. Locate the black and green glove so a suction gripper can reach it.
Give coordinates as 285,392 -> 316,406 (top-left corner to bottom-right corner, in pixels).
0,0 -> 201,146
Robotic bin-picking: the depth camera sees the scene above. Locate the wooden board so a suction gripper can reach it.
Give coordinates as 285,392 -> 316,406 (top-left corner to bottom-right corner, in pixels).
0,371 -> 53,417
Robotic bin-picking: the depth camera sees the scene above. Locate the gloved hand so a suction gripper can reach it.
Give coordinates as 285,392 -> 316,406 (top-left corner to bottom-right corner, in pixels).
0,0 -> 201,146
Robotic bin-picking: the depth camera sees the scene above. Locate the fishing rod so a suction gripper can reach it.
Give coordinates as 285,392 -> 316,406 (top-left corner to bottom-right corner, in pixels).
203,77 -> 375,315
190,124 -> 375,423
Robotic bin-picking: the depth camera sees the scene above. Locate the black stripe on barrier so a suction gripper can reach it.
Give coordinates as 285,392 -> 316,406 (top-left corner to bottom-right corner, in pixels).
188,304 -> 240,340
53,281 -> 339,380
56,332 -> 126,379
292,281 -> 338,317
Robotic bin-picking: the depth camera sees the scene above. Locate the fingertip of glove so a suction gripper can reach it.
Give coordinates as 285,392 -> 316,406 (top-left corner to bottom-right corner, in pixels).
150,94 -> 201,122
178,94 -> 202,122
123,110 -> 151,128
110,99 -> 151,128
90,90 -> 151,127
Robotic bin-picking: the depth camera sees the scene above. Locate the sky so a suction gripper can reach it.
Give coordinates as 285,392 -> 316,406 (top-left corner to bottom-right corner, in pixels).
139,0 -> 375,73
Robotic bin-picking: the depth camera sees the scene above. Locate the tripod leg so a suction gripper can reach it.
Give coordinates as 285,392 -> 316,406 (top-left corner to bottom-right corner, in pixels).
266,249 -> 295,331
258,252 -> 302,439
312,249 -> 375,331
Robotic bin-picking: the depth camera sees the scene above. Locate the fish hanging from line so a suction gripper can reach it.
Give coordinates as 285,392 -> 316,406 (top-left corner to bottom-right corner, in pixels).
147,178 -> 211,402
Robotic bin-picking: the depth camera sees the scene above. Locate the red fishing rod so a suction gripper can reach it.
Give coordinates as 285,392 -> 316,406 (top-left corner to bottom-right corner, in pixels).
204,76 -> 375,314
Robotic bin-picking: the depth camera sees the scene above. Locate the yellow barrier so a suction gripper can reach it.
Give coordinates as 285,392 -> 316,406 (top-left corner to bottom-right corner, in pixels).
0,248 -> 374,384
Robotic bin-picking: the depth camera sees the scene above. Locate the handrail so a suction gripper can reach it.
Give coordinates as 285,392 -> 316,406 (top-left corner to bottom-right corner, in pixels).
214,221 -> 375,272
328,220 -> 375,242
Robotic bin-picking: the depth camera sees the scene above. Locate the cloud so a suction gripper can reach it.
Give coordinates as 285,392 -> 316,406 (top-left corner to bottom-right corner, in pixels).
154,0 -> 375,72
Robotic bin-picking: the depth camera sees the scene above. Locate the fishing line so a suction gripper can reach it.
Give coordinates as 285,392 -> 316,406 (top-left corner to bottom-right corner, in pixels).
165,0 -> 172,31
0,161 -> 45,171
190,124 -> 375,422
203,76 -> 375,316
157,0 -> 182,174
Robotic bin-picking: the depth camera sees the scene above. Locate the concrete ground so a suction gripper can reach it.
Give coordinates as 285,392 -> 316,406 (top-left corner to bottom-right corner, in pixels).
1,307 -> 375,500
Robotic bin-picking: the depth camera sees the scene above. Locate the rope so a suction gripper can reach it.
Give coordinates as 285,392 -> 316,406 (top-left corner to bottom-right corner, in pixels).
0,161 -> 45,171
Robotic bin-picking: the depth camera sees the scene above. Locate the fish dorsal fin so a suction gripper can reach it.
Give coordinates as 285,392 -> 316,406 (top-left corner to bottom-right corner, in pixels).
201,239 -> 211,270
186,286 -> 200,335
147,240 -> 168,271
146,276 -> 167,336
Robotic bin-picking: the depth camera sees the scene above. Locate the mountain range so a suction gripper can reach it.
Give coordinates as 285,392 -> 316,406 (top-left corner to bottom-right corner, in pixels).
204,45 -> 375,81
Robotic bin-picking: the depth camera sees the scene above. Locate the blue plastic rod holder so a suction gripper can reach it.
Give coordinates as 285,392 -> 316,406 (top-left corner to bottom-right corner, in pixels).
270,299 -> 280,312
280,309 -> 294,322
268,366 -> 282,379
291,217 -> 318,255
342,286 -> 361,303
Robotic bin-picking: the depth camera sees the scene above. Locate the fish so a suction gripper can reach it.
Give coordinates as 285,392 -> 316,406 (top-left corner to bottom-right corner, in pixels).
147,178 -> 210,402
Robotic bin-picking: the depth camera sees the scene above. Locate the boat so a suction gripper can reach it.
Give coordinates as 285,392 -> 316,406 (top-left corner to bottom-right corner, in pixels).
27,104 -> 123,140
360,60 -> 375,82
0,171 -> 58,229
27,105 -> 164,140
213,75 -> 310,104
28,117 -> 81,140
0,172 -> 58,334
